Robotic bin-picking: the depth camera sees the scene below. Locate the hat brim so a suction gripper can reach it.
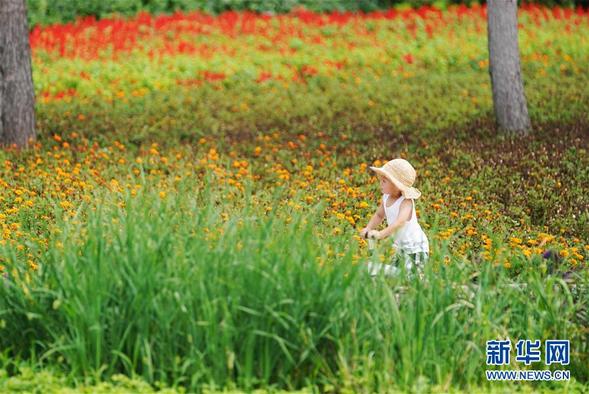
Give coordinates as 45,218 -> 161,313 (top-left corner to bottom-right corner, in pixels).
370,166 -> 422,199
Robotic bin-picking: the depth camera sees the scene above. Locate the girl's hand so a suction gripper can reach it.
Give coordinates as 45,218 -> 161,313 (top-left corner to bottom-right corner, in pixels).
359,227 -> 370,239
367,230 -> 382,240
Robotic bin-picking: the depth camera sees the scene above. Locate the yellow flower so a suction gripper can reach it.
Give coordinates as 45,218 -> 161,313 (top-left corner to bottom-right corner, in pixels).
28,260 -> 39,270
484,239 -> 492,250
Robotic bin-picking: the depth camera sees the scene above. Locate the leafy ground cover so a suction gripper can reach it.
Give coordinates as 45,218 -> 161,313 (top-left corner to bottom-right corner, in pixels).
0,4 -> 587,392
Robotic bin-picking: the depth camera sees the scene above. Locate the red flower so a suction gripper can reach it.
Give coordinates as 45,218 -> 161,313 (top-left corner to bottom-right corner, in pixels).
201,70 -> 226,82
256,71 -> 273,83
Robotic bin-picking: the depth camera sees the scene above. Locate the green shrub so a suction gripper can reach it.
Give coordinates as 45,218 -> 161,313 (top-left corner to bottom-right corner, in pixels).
26,0 -> 589,27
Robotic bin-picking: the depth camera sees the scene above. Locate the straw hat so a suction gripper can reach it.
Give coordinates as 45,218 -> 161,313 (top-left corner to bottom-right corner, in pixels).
369,158 -> 421,199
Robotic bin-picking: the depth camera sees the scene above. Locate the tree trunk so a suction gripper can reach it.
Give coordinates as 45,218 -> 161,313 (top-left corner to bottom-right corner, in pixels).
0,0 -> 36,148
487,0 -> 531,134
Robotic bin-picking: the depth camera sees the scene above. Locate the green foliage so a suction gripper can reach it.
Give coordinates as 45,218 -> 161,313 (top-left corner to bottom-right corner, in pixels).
0,182 -> 587,391
5,4 -> 589,391
25,0 -> 588,26
0,365 -> 181,393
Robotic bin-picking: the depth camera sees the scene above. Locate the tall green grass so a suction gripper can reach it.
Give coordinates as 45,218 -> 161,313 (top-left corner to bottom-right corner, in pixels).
0,178 -> 587,392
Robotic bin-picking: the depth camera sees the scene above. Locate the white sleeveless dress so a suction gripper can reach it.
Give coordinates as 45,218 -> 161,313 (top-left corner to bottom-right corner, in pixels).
383,193 -> 429,266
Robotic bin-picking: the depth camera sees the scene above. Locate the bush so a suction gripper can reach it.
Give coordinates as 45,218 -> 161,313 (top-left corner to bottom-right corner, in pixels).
26,0 -> 589,26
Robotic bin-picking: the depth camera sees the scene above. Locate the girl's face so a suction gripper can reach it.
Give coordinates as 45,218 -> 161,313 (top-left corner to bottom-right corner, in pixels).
379,175 -> 400,196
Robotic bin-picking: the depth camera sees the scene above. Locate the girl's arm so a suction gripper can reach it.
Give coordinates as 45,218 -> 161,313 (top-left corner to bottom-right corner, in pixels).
371,199 -> 412,239
360,202 -> 385,237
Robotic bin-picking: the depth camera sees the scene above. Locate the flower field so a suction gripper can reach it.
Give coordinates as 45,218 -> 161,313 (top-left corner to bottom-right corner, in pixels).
20,4 -> 589,269
0,3 -> 588,392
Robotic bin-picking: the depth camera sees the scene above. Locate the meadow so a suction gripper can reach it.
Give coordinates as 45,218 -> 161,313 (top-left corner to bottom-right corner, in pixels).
0,3 -> 588,393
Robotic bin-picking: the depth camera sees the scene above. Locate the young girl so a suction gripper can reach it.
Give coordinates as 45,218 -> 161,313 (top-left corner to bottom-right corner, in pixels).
359,158 -> 429,276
